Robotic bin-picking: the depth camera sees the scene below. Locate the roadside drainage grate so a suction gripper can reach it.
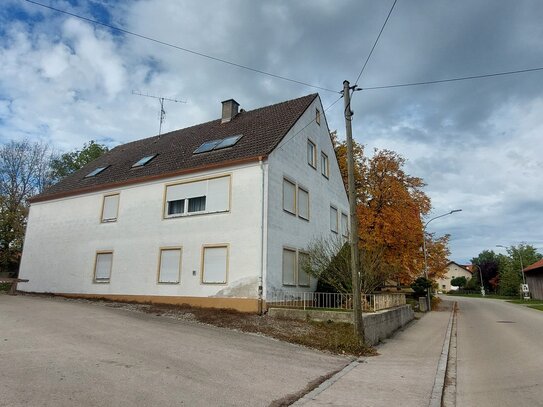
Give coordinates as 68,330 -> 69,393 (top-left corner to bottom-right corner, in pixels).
496,320 -> 515,323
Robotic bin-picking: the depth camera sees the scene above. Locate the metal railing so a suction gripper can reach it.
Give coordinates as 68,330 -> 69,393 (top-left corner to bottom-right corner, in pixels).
267,291 -> 406,312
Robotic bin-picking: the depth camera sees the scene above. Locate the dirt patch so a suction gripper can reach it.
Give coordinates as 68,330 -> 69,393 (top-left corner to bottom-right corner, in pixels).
24,293 -> 376,357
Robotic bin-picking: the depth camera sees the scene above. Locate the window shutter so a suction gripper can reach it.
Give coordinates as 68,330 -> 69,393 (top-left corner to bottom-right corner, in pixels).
298,188 -> 309,220
283,179 -> 296,214
202,247 -> 228,283
102,195 -> 119,221
159,249 -> 181,283
95,253 -> 113,281
282,249 -> 296,286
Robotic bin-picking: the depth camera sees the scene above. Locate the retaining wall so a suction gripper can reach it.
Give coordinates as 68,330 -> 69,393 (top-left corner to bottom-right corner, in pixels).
268,304 -> 414,346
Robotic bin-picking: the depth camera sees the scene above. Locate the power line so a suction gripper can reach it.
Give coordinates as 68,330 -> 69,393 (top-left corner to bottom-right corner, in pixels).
354,0 -> 398,86
24,0 -> 339,94
361,66 -> 543,91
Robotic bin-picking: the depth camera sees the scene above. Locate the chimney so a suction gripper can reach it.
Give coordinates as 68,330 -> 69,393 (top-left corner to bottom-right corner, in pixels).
221,99 -> 239,123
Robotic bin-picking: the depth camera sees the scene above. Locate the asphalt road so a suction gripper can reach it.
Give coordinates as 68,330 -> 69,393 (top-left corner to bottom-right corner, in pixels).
455,296 -> 543,406
0,295 -> 348,407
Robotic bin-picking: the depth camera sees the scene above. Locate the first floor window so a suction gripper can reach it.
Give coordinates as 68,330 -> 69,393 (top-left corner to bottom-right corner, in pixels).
188,196 -> 206,213
297,187 -> 309,220
282,248 -> 296,286
158,248 -> 182,284
168,199 -> 185,215
298,252 -> 310,287
330,206 -> 338,233
101,194 -> 119,222
283,178 -> 296,215
202,246 -> 228,284
94,252 -> 113,283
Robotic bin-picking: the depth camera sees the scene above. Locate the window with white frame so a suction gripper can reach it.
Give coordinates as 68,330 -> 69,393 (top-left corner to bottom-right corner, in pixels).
164,175 -> 230,218
341,212 -> 349,237
298,251 -> 310,287
94,252 -> 113,283
283,178 -> 296,215
297,187 -> 309,220
315,108 -> 321,125
330,206 -> 338,233
158,248 -> 182,284
282,248 -> 296,286
321,152 -> 329,178
101,194 -> 119,222
307,140 -> 316,168
202,246 -> 228,284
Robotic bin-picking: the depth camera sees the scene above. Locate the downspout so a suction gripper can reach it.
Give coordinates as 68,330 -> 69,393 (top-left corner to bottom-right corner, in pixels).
258,156 -> 266,315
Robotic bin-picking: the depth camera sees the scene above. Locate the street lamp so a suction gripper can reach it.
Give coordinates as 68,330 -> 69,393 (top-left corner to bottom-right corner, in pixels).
472,263 -> 485,296
422,209 -> 462,311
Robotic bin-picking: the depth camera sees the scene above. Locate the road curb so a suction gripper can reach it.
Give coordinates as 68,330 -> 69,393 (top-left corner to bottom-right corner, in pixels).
428,302 -> 457,407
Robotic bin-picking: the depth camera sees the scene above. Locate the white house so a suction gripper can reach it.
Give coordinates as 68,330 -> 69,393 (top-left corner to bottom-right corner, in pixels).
436,261 -> 473,292
19,94 -> 349,312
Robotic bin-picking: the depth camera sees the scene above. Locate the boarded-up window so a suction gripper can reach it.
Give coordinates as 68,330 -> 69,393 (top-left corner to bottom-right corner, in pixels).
94,252 -> 113,282
202,246 -> 228,284
297,187 -> 309,220
282,248 -> 296,286
165,176 -> 229,217
330,206 -> 338,233
283,178 -> 296,215
341,212 -> 349,237
158,248 -> 181,283
298,252 -> 310,287
101,194 -> 119,222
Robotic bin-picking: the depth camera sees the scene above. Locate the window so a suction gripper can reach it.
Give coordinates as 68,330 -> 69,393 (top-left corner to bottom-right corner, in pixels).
94,252 -> 113,283
283,178 -> 296,215
164,175 -> 230,218
297,187 -> 309,220
341,212 -> 349,237
282,248 -> 296,286
202,246 -> 228,284
132,154 -> 157,168
298,252 -> 310,287
315,108 -> 321,125
307,140 -> 316,168
193,135 -> 243,154
330,206 -> 338,233
85,166 -> 108,178
321,152 -> 329,178
101,194 -> 119,222
158,248 -> 181,284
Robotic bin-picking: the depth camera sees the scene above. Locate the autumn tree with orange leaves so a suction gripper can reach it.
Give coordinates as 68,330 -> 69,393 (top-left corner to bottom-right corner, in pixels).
331,131 -> 450,285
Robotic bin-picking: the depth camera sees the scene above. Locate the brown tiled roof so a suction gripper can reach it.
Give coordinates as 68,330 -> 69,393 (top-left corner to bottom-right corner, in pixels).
524,258 -> 543,273
33,93 -> 318,202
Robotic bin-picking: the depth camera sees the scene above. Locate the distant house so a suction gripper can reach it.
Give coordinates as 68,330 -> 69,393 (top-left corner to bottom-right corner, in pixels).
436,261 -> 473,292
19,94 -> 349,312
524,259 -> 543,300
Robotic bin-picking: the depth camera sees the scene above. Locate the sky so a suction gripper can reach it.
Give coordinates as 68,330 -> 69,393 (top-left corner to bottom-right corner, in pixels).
1,0 -> 542,264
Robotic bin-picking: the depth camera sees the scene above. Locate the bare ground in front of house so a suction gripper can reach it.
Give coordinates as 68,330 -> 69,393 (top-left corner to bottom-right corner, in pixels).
20,292 -> 376,357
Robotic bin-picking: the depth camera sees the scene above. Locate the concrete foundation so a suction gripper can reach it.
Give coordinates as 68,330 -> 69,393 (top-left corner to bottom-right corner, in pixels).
268,305 -> 414,345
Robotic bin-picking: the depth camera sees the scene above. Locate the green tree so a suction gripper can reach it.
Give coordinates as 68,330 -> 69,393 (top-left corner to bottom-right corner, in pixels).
451,276 -> 467,289
50,140 -> 108,181
498,244 -> 542,296
471,250 -> 501,292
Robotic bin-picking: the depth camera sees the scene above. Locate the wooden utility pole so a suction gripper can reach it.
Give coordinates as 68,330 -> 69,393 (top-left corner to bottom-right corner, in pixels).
343,80 -> 365,344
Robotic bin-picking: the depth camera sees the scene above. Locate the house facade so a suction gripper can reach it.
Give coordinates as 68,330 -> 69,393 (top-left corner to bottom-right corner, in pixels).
19,94 -> 349,312
436,261 -> 473,292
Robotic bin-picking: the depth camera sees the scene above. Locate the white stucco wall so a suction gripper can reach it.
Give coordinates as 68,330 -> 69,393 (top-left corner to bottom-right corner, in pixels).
265,96 -> 349,296
436,263 -> 473,292
19,162 -> 264,299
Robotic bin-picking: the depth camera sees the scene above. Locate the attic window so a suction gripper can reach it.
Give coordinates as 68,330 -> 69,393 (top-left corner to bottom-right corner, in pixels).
193,135 -> 242,154
85,166 -> 108,178
132,154 -> 157,168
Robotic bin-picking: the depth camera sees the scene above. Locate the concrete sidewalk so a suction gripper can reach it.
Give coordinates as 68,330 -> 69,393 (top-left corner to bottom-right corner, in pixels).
296,299 -> 454,407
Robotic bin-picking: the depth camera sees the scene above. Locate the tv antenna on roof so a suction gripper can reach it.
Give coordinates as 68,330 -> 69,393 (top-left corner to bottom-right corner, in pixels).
132,90 -> 186,135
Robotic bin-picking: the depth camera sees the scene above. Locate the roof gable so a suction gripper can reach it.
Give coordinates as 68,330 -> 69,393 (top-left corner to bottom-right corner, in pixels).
33,94 -> 318,202
524,258 -> 543,273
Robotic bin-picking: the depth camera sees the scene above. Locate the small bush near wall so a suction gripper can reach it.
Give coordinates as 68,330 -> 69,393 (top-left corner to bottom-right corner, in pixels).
0,283 -> 11,292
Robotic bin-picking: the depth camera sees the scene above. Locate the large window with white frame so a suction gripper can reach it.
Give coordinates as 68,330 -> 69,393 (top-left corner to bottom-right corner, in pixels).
158,248 -> 182,284
330,206 -> 339,233
307,139 -> 317,168
283,178 -> 296,215
101,194 -> 119,223
297,186 -> 309,220
164,175 -> 230,218
93,251 -> 113,283
282,248 -> 297,286
202,245 -> 228,284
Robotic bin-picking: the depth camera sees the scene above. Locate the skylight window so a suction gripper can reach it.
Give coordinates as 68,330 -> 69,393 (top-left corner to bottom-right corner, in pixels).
85,166 -> 108,178
132,154 -> 157,168
193,135 -> 243,154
